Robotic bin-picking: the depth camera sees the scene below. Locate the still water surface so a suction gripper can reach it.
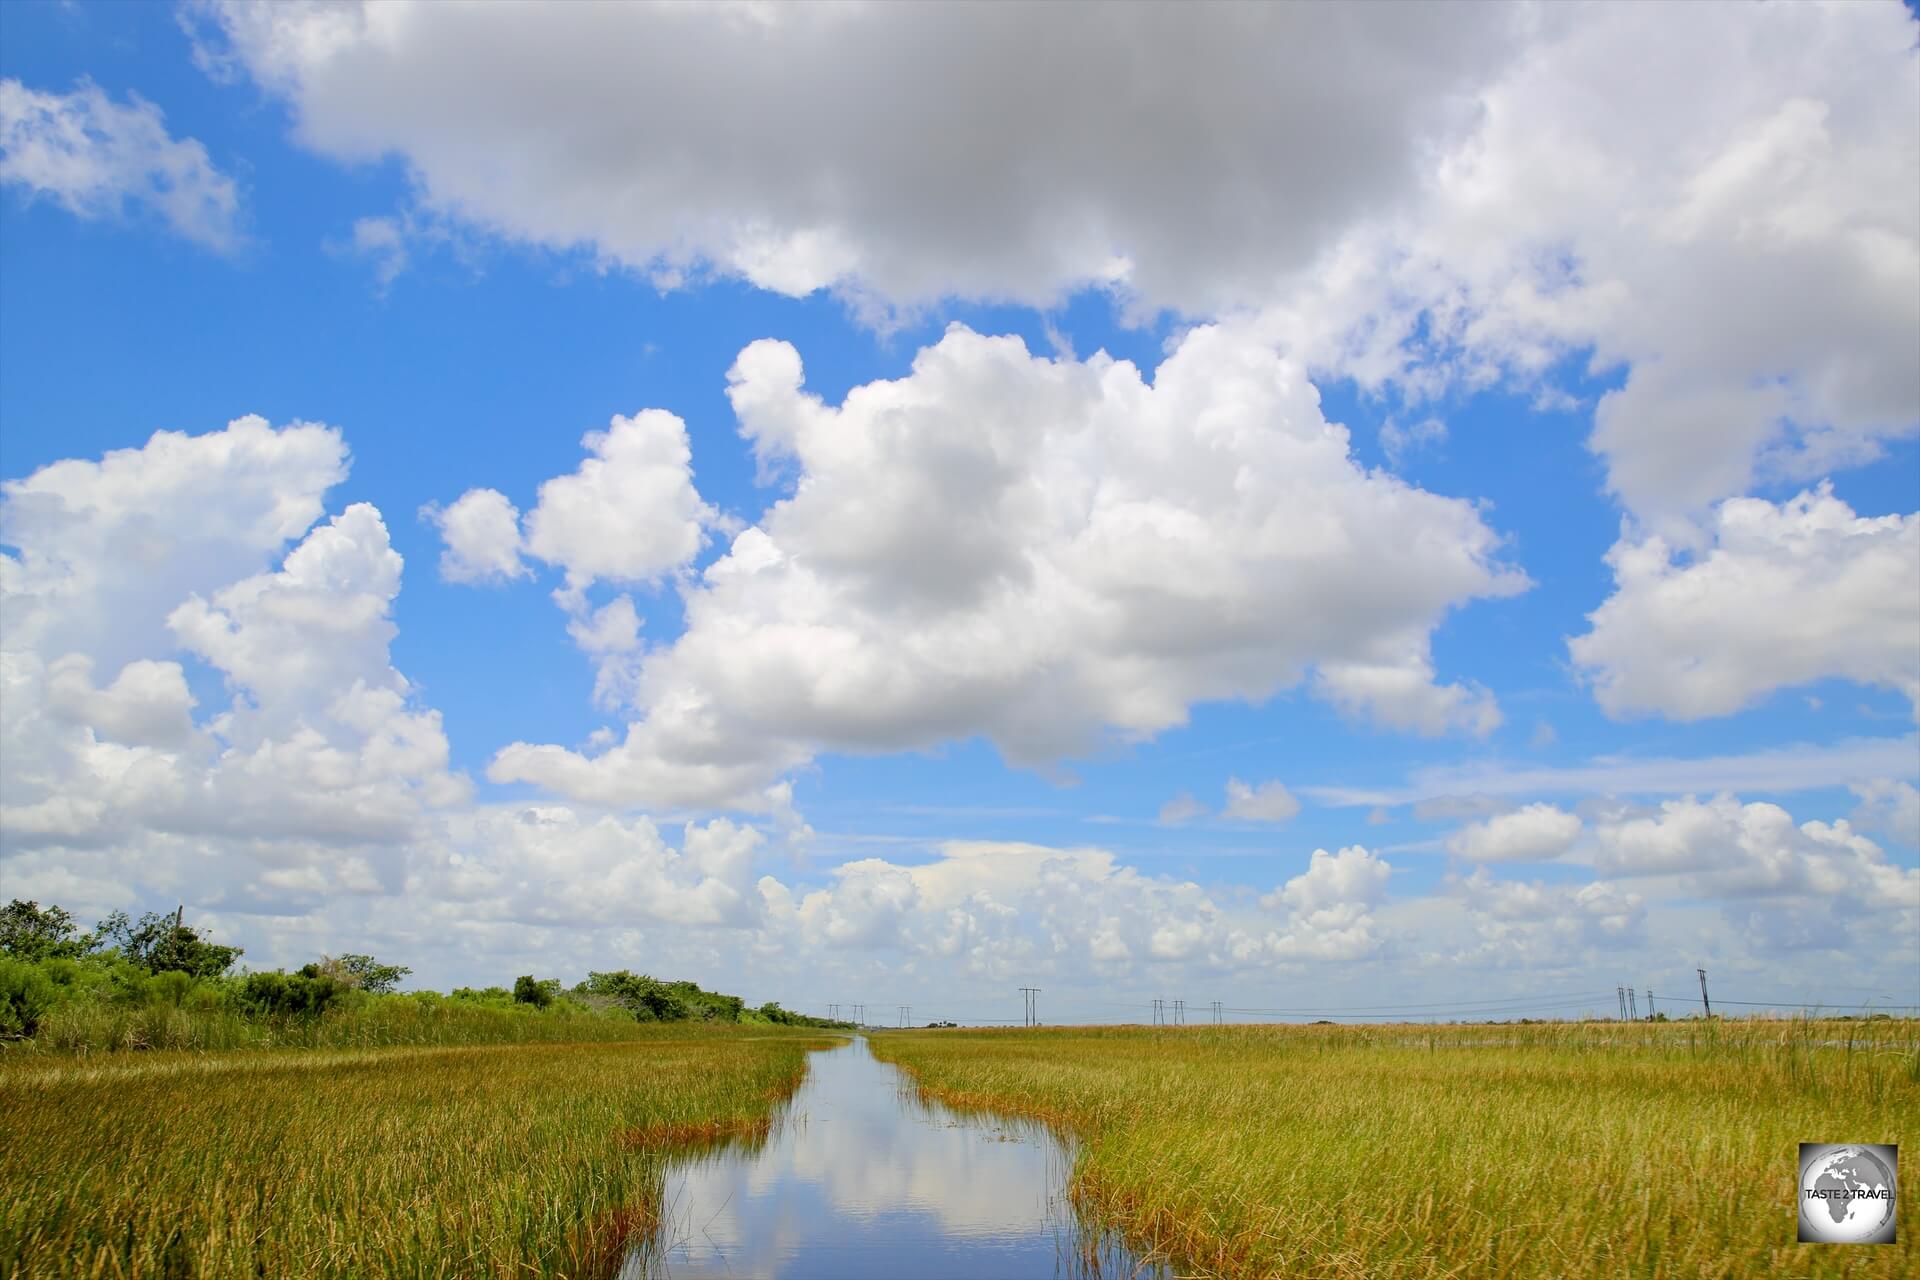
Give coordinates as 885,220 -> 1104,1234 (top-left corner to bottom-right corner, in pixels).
625,1036 -> 1167,1279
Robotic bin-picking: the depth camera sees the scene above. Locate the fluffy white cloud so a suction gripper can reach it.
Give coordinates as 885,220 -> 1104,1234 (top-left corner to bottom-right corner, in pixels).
199,3 -> 1916,520
429,411 -> 712,600
1569,486 -> 1920,721
417,807 -> 768,930
1,420 -> 467,911
761,841 -> 1213,975
1223,777 -> 1300,824
1256,845 -> 1393,963
1,414 -> 348,673
0,78 -> 241,250
488,323 -> 1525,808
1593,793 -> 1918,907
521,409 -> 713,600
1444,867 -> 1646,967
1261,3 -> 1919,520
1313,644 -> 1502,738
427,409 -> 714,707
759,839 -> 1397,978
1446,803 -> 1582,863
422,487 -> 526,584
1265,846 -> 1390,915
195,1 -> 1511,314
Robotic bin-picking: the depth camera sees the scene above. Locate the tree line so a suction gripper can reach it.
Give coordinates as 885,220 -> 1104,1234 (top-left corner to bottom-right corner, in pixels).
0,899 -> 850,1049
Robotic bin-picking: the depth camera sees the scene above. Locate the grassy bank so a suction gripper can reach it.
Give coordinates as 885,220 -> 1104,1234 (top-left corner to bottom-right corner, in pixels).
873,1020 -> 1919,1279
1,1026 -> 838,1278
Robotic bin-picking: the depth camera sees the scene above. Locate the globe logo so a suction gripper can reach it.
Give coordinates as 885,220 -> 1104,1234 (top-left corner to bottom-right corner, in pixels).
1798,1143 -> 1897,1244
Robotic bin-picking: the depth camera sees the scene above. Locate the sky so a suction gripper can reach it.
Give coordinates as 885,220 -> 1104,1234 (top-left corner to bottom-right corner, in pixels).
1,0 -> 1916,1025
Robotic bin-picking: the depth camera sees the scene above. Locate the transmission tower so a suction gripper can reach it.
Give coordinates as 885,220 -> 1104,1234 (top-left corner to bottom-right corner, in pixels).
1019,987 -> 1041,1027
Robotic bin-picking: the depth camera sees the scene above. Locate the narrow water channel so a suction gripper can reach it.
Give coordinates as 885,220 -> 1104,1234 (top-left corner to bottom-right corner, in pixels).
624,1036 -> 1167,1279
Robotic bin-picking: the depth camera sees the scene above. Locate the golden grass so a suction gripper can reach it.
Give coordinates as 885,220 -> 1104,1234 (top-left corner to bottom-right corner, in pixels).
872,1019 -> 1919,1280
0,1026 -> 838,1279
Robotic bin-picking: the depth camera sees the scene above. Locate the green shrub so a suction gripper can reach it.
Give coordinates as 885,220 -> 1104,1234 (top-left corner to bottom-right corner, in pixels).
0,957 -> 57,1039
512,975 -> 558,1008
239,971 -> 345,1019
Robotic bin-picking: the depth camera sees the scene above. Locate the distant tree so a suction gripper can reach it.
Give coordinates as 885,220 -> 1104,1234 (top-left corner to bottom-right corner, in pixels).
316,953 -> 411,995
0,900 -> 96,961
97,909 -> 243,978
585,970 -> 689,1021
512,975 -> 558,1008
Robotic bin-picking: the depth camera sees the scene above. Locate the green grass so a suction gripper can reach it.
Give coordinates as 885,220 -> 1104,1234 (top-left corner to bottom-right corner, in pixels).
872,1019 -> 1919,1279
9,990 -> 700,1056
1,1026 -> 839,1279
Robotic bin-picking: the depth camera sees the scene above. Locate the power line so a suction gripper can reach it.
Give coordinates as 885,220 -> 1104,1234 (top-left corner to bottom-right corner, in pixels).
1706,998 -> 1918,1010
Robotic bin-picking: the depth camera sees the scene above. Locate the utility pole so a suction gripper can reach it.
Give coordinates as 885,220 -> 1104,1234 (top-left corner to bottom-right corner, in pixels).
1018,987 -> 1040,1027
1697,967 -> 1712,1018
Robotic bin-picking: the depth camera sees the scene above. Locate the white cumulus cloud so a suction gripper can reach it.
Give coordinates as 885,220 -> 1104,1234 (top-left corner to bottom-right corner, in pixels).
1593,793 -> 1918,907
194,3 -> 1919,521
193,1 -> 1512,316
1570,486 -> 1920,721
422,487 -> 526,584
487,322 -> 1526,809
1446,803 -> 1583,863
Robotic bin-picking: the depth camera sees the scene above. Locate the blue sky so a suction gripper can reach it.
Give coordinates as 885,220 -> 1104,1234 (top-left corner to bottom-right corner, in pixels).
2,2 -> 1916,1022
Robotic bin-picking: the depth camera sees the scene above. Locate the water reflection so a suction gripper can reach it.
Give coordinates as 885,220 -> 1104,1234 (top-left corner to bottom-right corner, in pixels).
623,1037 -> 1166,1279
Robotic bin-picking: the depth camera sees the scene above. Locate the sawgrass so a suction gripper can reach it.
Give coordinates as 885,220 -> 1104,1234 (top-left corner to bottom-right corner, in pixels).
0,1026 -> 838,1279
873,1018 -> 1919,1280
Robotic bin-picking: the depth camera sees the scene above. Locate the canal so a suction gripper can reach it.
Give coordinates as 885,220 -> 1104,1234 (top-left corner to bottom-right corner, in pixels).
625,1036 -> 1167,1278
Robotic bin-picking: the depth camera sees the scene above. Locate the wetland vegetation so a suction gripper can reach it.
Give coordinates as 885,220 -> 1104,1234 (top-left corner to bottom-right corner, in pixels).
874,1020 -> 1920,1280
0,1028 -> 834,1278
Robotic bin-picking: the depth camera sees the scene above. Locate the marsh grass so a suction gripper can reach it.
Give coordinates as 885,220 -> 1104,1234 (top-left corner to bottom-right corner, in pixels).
0,1027 -> 837,1278
873,1019 -> 1919,1279
11,989 -> 679,1056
